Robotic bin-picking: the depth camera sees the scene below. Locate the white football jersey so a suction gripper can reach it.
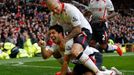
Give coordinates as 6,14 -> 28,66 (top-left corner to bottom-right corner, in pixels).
50,3 -> 92,33
45,39 -> 73,56
88,0 -> 114,21
46,39 -> 99,64
46,44 -> 64,56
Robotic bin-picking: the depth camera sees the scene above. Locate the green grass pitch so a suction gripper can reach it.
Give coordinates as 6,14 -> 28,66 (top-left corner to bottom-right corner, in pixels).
0,52 -> 134,75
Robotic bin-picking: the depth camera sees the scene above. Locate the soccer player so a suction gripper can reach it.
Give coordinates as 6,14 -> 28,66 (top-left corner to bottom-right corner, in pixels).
44,0 -> 103,74
39,24 -> 95,75
88,0 -> 123,55
39,24 -> 122,75
38,25 -> 72,74
72,0 -> 123,69
73,0 -> 122,54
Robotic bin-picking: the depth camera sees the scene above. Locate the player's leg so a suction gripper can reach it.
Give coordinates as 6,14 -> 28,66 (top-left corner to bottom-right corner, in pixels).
83,46 -> 103,69
89,31 -> 103,70
94,52 -> 103,69
53,51 -> 72,73
111,67 -> 122,75
72,64 -> 95,75
70,31 -> 101,74
98,31 -> 123,56
99,67 -> 122,75
97,22 -> 122,56
84,72 -> 94,75
106,44 -> 123,56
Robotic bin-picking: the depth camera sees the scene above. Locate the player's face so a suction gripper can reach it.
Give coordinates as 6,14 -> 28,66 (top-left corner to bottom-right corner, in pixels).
46,0 -> 61,14
49,29 -> 60,43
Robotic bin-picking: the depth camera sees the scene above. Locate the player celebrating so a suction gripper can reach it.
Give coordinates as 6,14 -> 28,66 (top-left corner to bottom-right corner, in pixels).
88,0 -> 123,55
39,24 -> 122,75
72,0 -> 123,69
44,0 -> 105,74
74,0 -> 123,55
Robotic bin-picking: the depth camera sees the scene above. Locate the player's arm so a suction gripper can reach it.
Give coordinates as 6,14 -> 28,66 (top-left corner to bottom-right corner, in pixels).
60,54 -> 71,75
38,40 -> 53,59
64,25 -> 81,42
64,9 -> 82,42
107,11 -> 118,20
106,0 -> 118,20
41,46 -> 53,59
99,11 -> 118,22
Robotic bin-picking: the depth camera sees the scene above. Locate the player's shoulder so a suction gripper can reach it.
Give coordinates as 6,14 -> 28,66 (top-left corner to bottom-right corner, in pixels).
64,3 -> 74,7
64,3 -> 78,11
64,3 -> 80,16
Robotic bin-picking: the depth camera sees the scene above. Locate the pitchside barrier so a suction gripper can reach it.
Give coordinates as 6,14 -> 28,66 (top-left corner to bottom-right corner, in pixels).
122,43 -> 134,53
108,39 -> 133,53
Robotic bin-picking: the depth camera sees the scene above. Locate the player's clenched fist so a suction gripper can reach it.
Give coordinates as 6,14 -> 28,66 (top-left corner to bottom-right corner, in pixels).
38,40 -> 46,48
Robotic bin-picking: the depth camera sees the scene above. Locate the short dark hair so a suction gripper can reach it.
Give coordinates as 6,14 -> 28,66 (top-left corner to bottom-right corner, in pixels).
49,24 -> 64,35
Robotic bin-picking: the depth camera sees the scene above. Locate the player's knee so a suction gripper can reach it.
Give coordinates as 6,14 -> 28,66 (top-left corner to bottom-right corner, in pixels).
71,49 -> 83,58
84,72 -> 95,75
76,52 -> 83,59
71,44 -> 83,57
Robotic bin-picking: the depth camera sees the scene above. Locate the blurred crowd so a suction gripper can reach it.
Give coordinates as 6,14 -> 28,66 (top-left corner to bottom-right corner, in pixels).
72,0 -> 134,44
0,0 -> 133,59
0,0 -> 50,46
108,15 -> 134,44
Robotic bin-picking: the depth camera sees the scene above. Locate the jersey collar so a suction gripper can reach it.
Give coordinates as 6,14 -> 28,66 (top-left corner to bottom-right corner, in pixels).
61,3 -> 65,13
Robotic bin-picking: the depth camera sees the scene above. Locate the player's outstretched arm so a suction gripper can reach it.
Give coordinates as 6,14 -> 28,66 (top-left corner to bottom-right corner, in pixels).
38,40 -> 53,59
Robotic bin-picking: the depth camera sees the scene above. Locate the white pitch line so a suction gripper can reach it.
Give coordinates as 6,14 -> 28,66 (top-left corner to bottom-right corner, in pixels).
12,63 -> 61,69
121,70 -> 134,72
103,53 -> 134,57
0,57 -> 56,65
12,63 -> 134,73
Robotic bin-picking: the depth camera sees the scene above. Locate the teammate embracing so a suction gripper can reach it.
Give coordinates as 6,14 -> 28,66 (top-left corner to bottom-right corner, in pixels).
39,24 -> 122,75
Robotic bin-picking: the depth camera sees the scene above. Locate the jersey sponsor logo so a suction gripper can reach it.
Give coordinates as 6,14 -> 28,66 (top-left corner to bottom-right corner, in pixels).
72,17 -> 78,22
66,45 -> 71,51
